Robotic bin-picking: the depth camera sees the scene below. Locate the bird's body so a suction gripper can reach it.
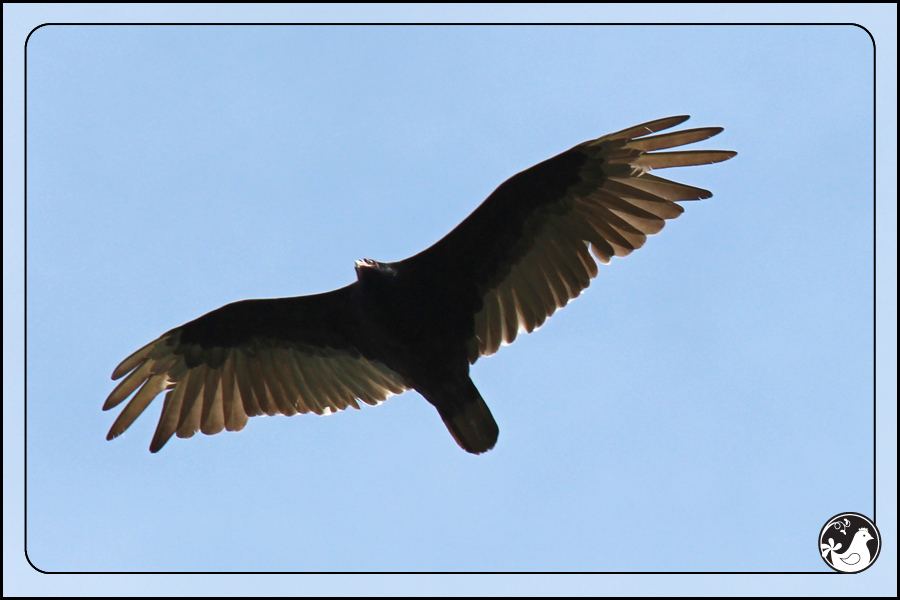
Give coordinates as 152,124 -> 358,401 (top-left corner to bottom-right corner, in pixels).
104,116 -> 735,454
822,528 -> 875,572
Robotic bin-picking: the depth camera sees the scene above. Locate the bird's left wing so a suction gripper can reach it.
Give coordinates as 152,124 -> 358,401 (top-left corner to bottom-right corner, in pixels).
399,116 -> 736,362
103,286 -> 409,452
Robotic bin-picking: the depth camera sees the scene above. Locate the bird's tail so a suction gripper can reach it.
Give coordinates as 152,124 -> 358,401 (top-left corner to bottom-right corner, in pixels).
431,378 -> 499,454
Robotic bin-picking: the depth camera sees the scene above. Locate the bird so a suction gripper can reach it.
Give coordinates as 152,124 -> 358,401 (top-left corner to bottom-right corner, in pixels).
821,528 -> 875,572
103,115 -> 735,455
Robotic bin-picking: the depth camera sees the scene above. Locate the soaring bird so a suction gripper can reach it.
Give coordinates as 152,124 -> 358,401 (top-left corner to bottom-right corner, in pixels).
103,116 -> 735,454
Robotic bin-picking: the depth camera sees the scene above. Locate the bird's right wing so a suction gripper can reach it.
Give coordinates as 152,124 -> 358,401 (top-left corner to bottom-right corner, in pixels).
399,116 -> 735,363
103,286 -> 410,452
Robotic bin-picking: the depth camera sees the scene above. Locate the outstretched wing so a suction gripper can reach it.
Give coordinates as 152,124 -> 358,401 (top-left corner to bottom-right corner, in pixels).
103,285 -> 409,452
398,116 -> 736,362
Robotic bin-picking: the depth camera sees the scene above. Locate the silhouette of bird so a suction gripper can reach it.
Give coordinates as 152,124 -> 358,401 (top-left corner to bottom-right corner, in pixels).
822,527 -> 876,572
103,116 -> 735,454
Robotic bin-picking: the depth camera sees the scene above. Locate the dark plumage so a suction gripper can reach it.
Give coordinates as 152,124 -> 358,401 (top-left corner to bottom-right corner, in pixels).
104,116 -> 735,454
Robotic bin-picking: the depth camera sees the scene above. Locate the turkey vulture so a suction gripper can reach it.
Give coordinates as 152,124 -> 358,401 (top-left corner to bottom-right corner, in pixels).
104,116 -> 735,454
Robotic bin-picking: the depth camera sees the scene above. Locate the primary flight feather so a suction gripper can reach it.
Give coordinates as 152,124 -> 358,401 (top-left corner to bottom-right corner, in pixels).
104,116 -> 735,454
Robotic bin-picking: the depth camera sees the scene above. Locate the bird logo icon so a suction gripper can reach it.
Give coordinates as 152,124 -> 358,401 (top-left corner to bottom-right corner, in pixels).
819,513 -> 881,573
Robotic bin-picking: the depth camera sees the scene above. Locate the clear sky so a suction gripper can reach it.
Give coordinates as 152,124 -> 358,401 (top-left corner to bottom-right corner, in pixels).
5,4 -> 896,597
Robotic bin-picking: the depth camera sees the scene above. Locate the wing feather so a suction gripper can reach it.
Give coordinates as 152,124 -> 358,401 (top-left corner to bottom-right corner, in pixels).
623,127 -> 724,152
281,352 -> 312,413
484,289 -> 502,355
176,368 -> 205,439
200,366 -> 226,435
177,366 -> 206,435
498,287 -> 520,345
272,348 -> 307,413
234,351 -> 263,417
630,150 -> 737,170
517,263 -> 554,325
536,247 -> 569,308
245,353 -> 276,416
613,175 -> 712,202
511,284 -> 537,335
150,377 -> 188,452
221,351 -> 248,432
598,115 -> 691,141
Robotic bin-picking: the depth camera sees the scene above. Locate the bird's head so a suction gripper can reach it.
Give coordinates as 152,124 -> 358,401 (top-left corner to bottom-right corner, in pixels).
355,258 -> 397,279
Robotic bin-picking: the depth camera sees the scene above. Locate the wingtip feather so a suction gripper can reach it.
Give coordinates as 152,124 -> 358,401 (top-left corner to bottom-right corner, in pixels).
603,115 -> 691,141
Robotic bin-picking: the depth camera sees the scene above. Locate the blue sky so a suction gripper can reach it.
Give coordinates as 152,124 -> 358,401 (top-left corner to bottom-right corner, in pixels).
5,4 -> 896,597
